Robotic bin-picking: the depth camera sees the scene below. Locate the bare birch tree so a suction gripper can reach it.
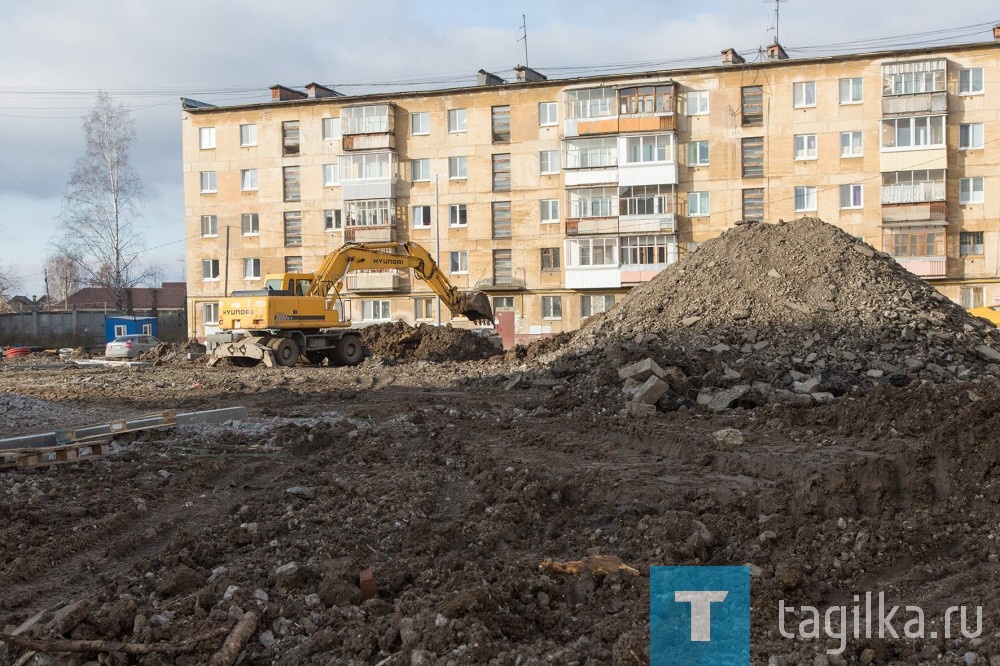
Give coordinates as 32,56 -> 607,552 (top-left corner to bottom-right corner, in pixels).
55,90 -> 152,311
44,252 -> 86,305
0,263 -> 20,311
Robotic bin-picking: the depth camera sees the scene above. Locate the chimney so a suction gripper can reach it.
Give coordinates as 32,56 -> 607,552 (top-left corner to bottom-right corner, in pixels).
477,69 -> 505,86
721,48 -> 746,65
766,43 -> 789,61
305,82 -> 341,98
994,24 -> 1000,40
270,84 -> 308,101
514,65 -> 547,82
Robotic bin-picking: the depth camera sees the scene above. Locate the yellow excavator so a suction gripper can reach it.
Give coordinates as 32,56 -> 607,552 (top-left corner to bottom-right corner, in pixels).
207,241 -> 494,368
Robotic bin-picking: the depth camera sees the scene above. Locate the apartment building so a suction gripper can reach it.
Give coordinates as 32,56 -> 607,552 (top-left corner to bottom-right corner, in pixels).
182,32 -> 1000,342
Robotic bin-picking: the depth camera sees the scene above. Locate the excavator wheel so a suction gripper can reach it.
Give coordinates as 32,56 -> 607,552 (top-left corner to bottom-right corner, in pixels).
268,338 -> 300,367
229,357 -> 261,368
335,334 -> 364,366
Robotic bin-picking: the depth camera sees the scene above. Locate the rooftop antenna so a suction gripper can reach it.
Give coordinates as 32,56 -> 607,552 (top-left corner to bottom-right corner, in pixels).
766,0 -> 788,44
517,13 -> 529,67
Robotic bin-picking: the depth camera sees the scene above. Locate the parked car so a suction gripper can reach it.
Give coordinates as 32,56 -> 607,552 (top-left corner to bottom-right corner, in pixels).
105,334 -> 161,359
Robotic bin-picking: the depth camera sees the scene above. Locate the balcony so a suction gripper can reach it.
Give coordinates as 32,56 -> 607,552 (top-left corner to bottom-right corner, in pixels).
882,182 -> 945,205
565,267 -> 621,290
565,167 -> 618,187
346,272 -> 400,293
881,91 -> 947,116
566,216 -> 619,236
474,276 -> 526,291
895,257 -> 947,278
344,225 -> 396,243
620,266 -> 668,284
881,201 -> 947,224
341,104 -> 395,151
343,134 -> 396,151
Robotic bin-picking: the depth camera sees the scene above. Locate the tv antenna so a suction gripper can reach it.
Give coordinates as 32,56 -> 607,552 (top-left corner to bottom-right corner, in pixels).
766,0 -> 789,44
517,13 -> 529,67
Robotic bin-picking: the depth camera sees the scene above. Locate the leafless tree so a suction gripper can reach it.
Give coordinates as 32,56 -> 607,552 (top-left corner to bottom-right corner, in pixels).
44,252 -> 86,306
55,90 -> 154,311
0,263 -> 20,313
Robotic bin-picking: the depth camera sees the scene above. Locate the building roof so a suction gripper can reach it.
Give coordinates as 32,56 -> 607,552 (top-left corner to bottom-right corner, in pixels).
52,282 -> 187,311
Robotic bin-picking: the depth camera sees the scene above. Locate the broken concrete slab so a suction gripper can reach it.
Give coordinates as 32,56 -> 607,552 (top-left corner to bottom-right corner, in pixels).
705,384 -> 751,411
625,401 -> 657,417
617,358 -> 665,383
633,376 -> 669,405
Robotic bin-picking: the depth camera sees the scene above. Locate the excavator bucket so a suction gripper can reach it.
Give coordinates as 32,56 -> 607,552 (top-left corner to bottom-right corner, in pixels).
456,291 -> 495,325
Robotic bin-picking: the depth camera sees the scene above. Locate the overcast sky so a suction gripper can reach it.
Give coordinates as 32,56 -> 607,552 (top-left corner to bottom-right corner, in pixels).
1,0 -> 997,297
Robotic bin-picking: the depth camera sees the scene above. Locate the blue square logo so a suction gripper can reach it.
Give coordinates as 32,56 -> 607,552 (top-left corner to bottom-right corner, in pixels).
650,566 -> 750,666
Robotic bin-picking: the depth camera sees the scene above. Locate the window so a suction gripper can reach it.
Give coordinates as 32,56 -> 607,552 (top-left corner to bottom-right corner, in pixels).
240,168 -> 258,191
959,68 -> 985,95
345,199 -> 394,227
493,296 -> 515,311
581,294 -> 615,318
840,184 -> 863,209
741,137 -> 764,178
412,158 -> 430,182
793,82 -> 816,108
689,192 -> 710,217
361,300 -> 391,321
961,231 -> 985,256
568,237 -> 617,267
626,134 -> 673,164
620,235 -> 671,266
342,105 -> 391,134
239,124 -> 257,147
284,211 -> 302,246
282,120 -> 300,155
200,215 -> 217,237
324,209 -> 342,231
839,77 -> 862,104
200,171 -> 217,193
840,131 -> 863,158
283,166 -> 301,201
411,112 -> 429,135
322,117 -> 341,140
449,204 -> 467,226
687,90 -> 709,115
285,256 -> 303,273
569,187 -> 616,218
619,85 -> 674,115
742,188 -> 764,222
493,249 -> 513,284
241,213 -> 259,236
619,185 -> 677,216
492,153 -> 511,191
492,105 -> 510,142
567,87 -> 615,119
563,137 -> 617,168
340,152 -> 394,180
794,186 -> 817,212
882,59 -> 946,96
202,259 -> 220,280
243,258 -> 260,280
793,134 -> 817,160
881,116 -> 945,149
448,108 -> 467,132
960,177 -> 985,204
540,247 -> 560,270
203,302 -> 219,325
540,150 -> 560,174
884,227 -> 944,258
449,250 -> 468,273
412,205 -> 431,228
541,199 -> 560,223
741,86 -> 763,126
541,295 -> 562,319
686,140 -> 709,166
960,286 -> 985,309
448,156 -> 467,179
538,101 -> 558,126
414,297 -> 434,321
318,164 -> 338,187
492,201 -> 511,238
960,123 -> 984,150
199,127 -> 216,149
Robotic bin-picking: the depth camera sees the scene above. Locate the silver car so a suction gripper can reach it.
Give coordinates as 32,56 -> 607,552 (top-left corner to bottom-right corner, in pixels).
105,334 -> 161,359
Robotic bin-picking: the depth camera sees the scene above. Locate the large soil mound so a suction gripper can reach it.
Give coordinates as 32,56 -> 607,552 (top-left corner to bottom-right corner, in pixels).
360,321 -> 501,363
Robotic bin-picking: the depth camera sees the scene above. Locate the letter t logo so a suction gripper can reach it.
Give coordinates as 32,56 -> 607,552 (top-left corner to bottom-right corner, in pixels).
674,591 -> 729,641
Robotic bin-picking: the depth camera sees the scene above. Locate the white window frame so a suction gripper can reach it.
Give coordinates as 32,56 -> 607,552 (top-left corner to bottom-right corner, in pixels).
412,158 -> 430,182
202,259 -> 220,281
449,250 -> 468,273
540,199 -> 560,224
203,302 -> 219,326
324,209 -> 343,231
960,177 -> 985,204
541,295 -> 562,320
412,205 -> 431,228
794,186 -> 817,212
627,134 -> 673,164
687,90 -> 709,116
322,117 -> 341,140
447,108 -> 467,133
793,134 -> 818,160
239,124 -> 257,147
568,237 -> 618,267
323,163 -> 340,186
580,294 -> 615,318
200,171 -> 216,193
839,78 -> 862,104
411,112 -> 429,135
361,300 -> 391,322
793,81 -> 817,108
240,168 -> 258,191
881,115 -> 946,150
241,213 -> 259,236
243,257 -> 261,280
689,192 -> 710,217
540,150 -> 560,174
840,184 -> 863,209
449,204 -> 467,227
200,215 -> 217,237
840,131 -> 863,158
960,123 -> 984,150
538,101 -> 558,126
959,68 -> 985,95
199,127 -> 216,149
687,140 -> 709,166
448,156 -> 467,179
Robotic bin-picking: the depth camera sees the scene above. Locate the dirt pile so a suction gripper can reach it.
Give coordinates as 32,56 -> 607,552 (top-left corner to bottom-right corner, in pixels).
360,321 -> 501,363
540,217 -> 1000,412
138,340 -> 208,365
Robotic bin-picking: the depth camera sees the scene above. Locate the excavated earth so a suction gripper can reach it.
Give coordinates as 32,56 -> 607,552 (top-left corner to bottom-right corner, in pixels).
2,218 -> 1000,665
